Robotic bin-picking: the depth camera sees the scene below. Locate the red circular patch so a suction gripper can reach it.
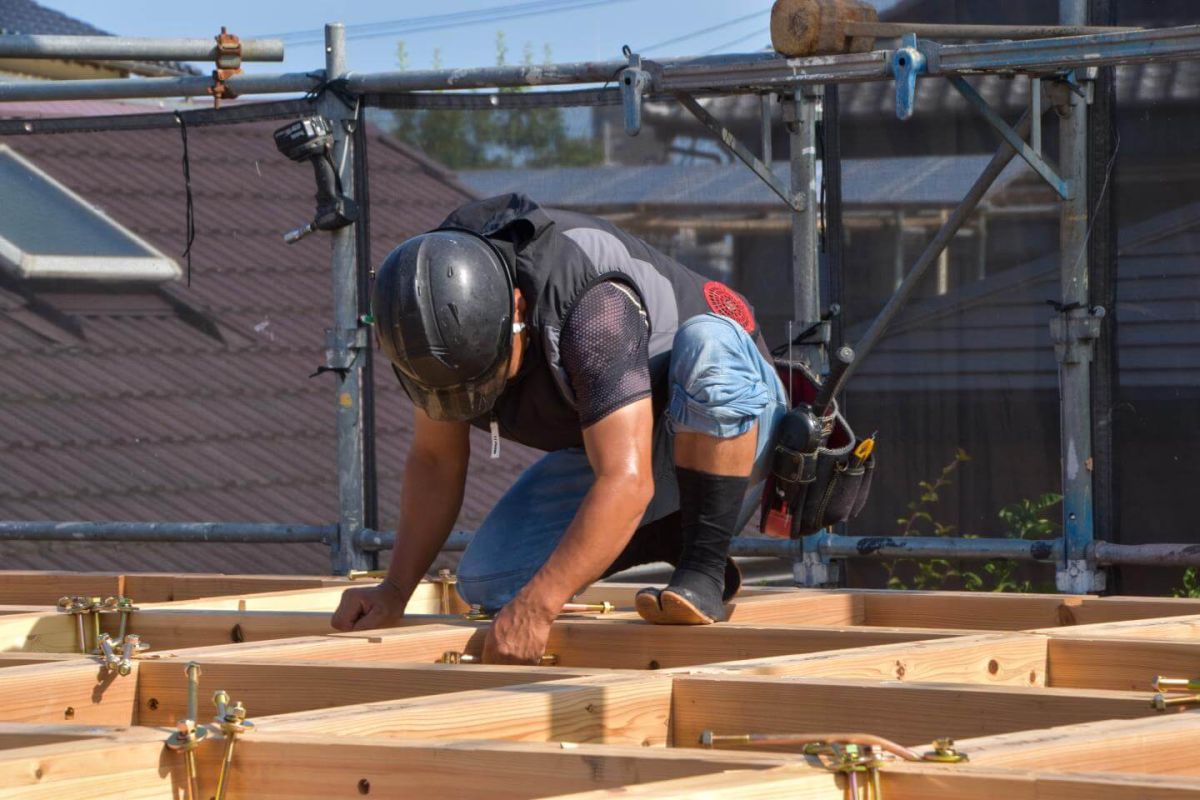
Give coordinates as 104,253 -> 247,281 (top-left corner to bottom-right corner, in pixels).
703,281 -> 755,333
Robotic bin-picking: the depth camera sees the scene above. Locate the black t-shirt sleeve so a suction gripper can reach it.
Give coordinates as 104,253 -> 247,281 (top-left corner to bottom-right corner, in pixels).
559,281 -> 652,427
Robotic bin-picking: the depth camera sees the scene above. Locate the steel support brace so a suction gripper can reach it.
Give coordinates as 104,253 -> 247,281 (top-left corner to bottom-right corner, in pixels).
321,24 -> 372,574
673,91 -> 802,212
948,75 -> 1072,199
1055,0 -> 1104,594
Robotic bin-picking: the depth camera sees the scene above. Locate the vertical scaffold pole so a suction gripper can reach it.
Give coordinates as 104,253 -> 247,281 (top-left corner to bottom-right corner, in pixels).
786,84 -> 837,587
323,23 -> 373,574
1055,0 -> 1104,593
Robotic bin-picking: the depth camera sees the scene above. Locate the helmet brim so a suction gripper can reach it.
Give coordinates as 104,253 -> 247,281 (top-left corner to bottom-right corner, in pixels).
391,361 -> 509,422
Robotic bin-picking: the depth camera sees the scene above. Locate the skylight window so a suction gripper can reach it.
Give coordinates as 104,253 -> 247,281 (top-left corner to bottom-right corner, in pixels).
0,145 -> 180,282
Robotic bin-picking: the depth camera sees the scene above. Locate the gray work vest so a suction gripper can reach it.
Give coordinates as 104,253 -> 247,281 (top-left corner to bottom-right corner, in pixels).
436,194 -> 768,518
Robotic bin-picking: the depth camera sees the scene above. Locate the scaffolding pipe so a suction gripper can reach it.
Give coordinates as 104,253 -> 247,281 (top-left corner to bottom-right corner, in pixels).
0,521 -> 333,544
0,73 -> 316,103
6,522 -> 1200,569
0,34 -> 285,62
0,23 -> 1195,103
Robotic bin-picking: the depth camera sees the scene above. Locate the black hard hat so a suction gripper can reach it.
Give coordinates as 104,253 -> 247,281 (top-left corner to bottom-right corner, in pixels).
371,230 -> 514,421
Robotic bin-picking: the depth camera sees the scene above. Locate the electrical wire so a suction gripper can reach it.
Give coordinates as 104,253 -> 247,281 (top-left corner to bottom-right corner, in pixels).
701,27 -> 771,56
263,0 -> 632,47
638,10 -> 763,54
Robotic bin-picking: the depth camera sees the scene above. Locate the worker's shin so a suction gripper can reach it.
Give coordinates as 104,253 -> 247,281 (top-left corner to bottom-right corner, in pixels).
637,467 -> 748,625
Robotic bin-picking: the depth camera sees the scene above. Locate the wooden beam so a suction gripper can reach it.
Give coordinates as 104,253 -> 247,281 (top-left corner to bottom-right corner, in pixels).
0,572 -> 120,605
138,580 -> 465,615
862,591 -> 1086,630
685,633 -> 1047,686
1032,614 -> 1200,641
161,620 -> 957,670
0,733 -> 795,800
0,737 -> 173,800
1047,637 -> 1200,691
135,659 -> 600,725
0,612 -> 79,653
953,712 -> 1200,775
543,765 -> 838,799
1072,596 -> 1200,626
256,674 -> 673,746
122,572 -> 341,602
670,675 -> 1163,749
717,592 -> 864,626
543,620 -> 962,669
0,722 -> 155,749
115,609 -> 339,649
0,652 -> 82,667
880,764 -> 1200,800
166,623 -> 485,662
0,661 -> 137,725
855,591 -> 1200,630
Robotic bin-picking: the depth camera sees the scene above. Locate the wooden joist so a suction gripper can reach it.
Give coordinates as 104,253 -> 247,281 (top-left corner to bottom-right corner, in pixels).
687,633 -> 1047,685
135,659 -> 599,725
670,675 -> 1161,749
6,574 -> 1200,798
0,661 -> 137,725
256,673 -> 673,746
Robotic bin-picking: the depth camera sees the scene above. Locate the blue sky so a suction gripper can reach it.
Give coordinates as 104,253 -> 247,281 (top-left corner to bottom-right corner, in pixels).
45,0 -> 898,76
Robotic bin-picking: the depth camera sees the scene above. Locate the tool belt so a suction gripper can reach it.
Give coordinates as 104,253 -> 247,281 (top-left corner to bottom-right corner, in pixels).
758,358 -> 876,539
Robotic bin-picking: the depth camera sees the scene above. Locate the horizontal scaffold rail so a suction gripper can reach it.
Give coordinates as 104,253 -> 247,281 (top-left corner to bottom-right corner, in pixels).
0,24 -> 1199,103
0,33 -> 285,62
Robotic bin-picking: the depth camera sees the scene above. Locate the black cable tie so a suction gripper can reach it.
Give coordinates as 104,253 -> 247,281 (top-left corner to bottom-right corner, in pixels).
304,75 -> 357,109
309,365 -> 349,379
1046,299 -> 1084,313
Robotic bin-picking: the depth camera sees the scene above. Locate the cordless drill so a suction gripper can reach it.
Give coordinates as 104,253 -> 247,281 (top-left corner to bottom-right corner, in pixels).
274,116 -> 359,244
764,345 -> 855,537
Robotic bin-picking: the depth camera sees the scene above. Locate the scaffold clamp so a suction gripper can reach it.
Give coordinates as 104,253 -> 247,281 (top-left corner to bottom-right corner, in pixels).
891,34 -> 928,121
619,45 -> 653,137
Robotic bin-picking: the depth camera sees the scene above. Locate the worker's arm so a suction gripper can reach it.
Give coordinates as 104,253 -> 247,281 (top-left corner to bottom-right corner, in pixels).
331,407 -> 471,631
483,396 -> 654,663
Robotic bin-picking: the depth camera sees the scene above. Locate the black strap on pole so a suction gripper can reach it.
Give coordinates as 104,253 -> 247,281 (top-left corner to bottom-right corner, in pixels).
174,111 -> 195,287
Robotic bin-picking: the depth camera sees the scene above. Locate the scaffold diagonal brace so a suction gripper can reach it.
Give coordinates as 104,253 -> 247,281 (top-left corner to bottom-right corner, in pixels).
673,90 -> 804,212
949,74 -> 1072,200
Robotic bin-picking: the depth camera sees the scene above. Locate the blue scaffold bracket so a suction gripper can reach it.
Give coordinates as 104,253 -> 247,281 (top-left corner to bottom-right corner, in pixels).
619,45 -> 652,136
891,34 -> 929,121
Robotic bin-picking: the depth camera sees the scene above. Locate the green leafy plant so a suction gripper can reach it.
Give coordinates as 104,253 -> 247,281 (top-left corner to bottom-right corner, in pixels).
1172,568 -> 1200,598
883,449 -> 1060,593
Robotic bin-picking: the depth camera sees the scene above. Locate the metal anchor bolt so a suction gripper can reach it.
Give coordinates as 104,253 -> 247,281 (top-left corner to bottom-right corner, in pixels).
165,662 -> 209,800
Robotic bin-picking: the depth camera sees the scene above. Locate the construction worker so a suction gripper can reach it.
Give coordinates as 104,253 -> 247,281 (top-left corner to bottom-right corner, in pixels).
331,193 -> 787,664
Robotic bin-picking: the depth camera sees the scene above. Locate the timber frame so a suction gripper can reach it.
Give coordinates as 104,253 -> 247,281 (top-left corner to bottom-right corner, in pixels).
3,572 -> 1200,798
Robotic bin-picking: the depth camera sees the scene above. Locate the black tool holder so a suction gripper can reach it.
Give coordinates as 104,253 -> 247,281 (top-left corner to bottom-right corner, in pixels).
274,116 -> 359,244
760,346 -> 876,539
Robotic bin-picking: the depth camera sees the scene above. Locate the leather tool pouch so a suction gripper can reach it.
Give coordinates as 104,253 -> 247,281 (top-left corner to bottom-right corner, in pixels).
759,358 -> 876,539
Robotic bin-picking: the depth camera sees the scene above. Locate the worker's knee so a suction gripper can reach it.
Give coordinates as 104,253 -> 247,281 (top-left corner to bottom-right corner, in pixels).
455,555 -> 531,613
668,314 -> 780,439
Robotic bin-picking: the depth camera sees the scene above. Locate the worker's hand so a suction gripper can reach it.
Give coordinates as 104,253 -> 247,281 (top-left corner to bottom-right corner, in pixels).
482,594 -> 555,665
330,582 -> 407,632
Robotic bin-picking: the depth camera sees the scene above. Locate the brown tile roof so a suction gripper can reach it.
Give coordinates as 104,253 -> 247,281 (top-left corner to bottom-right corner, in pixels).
0,105 -> 540,574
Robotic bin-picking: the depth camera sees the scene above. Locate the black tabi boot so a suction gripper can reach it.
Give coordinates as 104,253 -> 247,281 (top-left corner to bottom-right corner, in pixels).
637,467 -> 749,624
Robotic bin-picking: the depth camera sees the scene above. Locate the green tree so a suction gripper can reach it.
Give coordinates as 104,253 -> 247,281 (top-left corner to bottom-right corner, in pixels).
389,35 -> 601,169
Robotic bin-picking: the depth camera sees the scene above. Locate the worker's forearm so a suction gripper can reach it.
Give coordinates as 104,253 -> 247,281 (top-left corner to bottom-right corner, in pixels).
385,450 -> 467,598
516,474 -> 651,617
